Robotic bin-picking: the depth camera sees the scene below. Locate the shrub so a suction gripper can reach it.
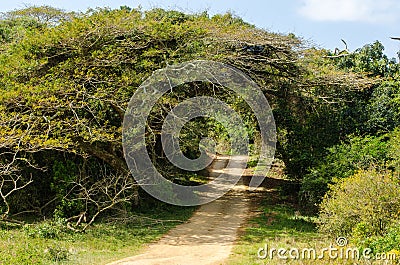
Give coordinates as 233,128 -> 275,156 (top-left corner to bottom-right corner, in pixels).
300,134 -> 390,211
367,223 -> 400,253
24,220 -> 67,239
44,244 -> 69,262
366,81 -> 400,134
318,169 -> 400,237
353,222 -> 400,259
388,127 -> 400,172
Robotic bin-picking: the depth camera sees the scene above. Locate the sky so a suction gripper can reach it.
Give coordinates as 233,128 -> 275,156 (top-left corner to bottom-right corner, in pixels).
1,0 -> 399,59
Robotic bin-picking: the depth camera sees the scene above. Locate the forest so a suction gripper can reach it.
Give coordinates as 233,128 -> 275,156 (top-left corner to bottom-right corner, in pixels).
0,5 -> 399,264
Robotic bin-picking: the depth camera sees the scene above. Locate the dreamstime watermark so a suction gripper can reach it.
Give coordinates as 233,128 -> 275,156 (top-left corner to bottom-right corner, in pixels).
257,237 -> 397,262
122,60 -> 276,206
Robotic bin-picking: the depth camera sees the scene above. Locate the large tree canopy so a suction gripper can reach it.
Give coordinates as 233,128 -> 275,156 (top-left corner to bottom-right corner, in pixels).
0,6 -> 374,227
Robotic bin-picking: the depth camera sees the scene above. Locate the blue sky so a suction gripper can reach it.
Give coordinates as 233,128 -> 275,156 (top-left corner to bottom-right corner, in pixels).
1,0 -> 400,59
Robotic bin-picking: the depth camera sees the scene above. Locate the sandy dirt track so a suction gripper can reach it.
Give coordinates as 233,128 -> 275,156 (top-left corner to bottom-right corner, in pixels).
107,155 -> 252,265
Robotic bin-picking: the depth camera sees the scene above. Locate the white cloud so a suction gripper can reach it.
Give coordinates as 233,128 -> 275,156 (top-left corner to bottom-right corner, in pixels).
298,0 -> 400,23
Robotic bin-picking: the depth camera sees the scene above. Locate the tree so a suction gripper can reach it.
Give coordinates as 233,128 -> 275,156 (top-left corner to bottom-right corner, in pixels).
300,134 -> 390,211
299,41 -> 400,212
0,7 -> 300,224
0,7 -> 371,226
2,5 -> 75,26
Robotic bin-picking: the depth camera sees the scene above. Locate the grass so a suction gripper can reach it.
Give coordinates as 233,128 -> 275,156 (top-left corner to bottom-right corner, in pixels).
226,179 -> 399,265
0,204 -> 195,265
226,187 -> 323,265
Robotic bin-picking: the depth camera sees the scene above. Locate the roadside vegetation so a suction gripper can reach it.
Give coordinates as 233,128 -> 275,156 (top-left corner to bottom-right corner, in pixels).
0,5 -> 399,264
0,204 -> 195,264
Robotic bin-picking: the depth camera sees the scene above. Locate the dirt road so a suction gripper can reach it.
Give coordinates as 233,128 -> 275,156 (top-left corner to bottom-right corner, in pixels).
107,155 -> 253,265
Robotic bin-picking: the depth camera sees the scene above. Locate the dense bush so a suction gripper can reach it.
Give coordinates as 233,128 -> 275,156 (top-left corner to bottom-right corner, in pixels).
300,134 -> 390,210
318,169 -> 400,237
387,127 -> 400,172
356,223 -> 400,255
366,80 -> 400,134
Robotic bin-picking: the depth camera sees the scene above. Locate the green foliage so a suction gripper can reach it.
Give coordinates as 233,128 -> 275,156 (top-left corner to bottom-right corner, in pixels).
360,223 -> 400,254
366,80 -> 400,133
35,223 -> 62,239
388,127 -> 400,171
275,47 -> 376,180
51,159 -> 86,218
298,40 -> 400,219
0,5 -> 384,225
23,218 -> 68,239
335,41 -> 399,77
51,160 -> 77,196
300,134 -> 390,210
44,244 -> 69,262
318,169 -> 400,237
0,16 -> 43,45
